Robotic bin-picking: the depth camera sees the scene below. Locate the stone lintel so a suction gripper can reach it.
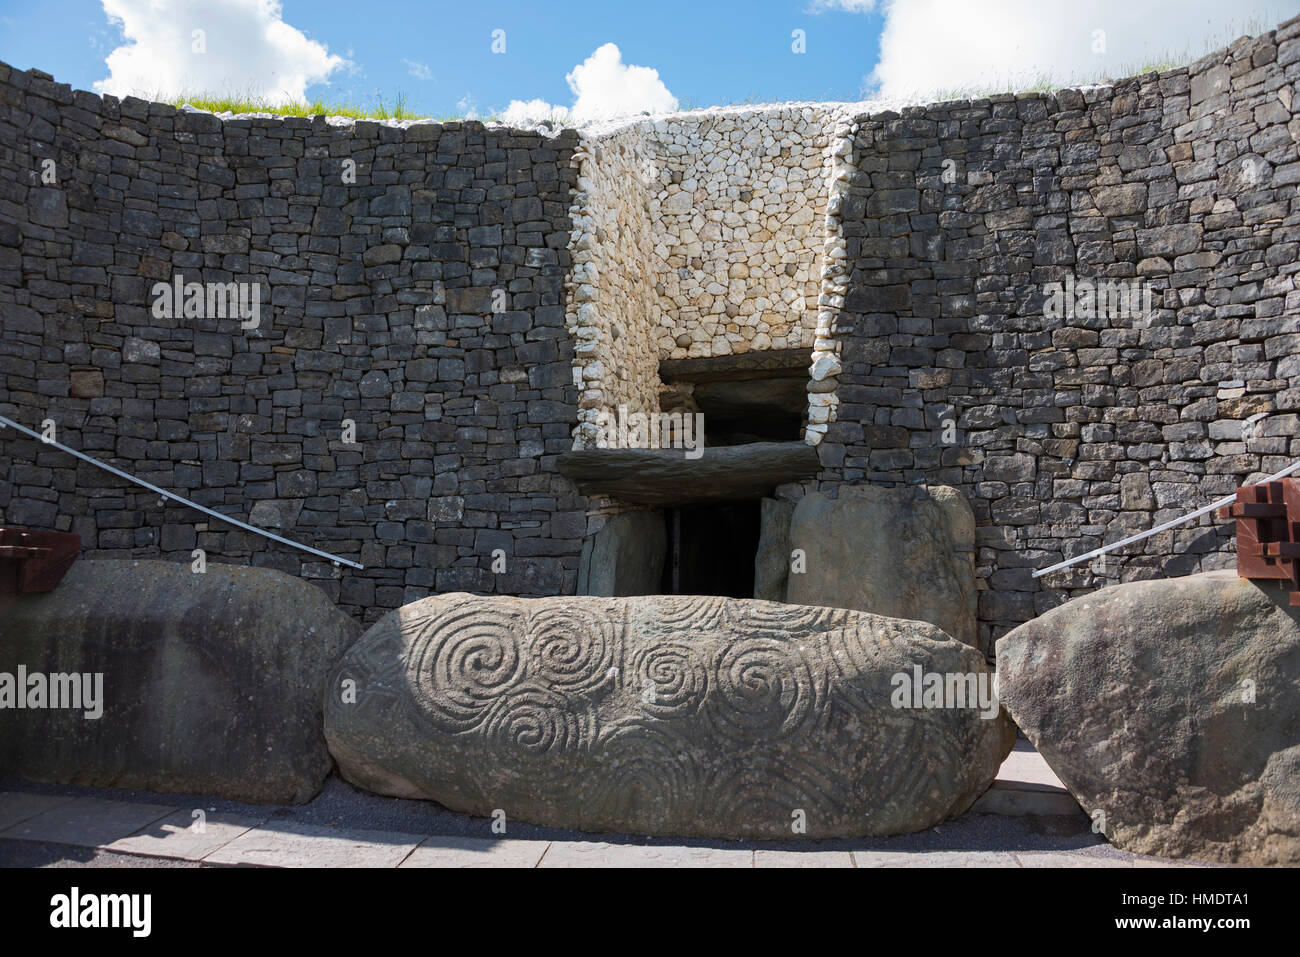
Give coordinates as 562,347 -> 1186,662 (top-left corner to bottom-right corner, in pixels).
658,349 -> 811,384
556,441 -> 820,505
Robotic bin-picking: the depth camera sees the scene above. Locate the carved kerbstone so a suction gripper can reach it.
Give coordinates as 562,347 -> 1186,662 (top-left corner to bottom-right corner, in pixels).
325,593 -> 1013,840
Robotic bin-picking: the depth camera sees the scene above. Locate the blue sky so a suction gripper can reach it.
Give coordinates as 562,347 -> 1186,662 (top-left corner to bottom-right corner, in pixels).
0,0 -> 887,114
0,1 -> 1297,120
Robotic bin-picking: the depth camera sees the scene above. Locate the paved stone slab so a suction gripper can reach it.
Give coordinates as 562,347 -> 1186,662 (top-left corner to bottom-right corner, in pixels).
399,836 -> 549,868
204,821 -> 424,868
0,796 -> 176,847
972,740 -> 1084,817
852,850 -> 1021,867
539,841 -> 754,868
754,849 -> 854,868
1013,851 -> 1129,868
972,785 -> 1086,817
1132,855 -> 1200,868
997,741 -> 1069,790
104,809 -> 265,861
0,792 -> 77,832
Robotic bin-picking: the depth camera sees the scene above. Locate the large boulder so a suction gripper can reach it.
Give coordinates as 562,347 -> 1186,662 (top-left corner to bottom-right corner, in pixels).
325,593 -> 1014,839
997,570 -> 1300,865
785,484 -> 978,646
0,560 -> 359,804
577,511 -> 665,596
753,497 -> 794,600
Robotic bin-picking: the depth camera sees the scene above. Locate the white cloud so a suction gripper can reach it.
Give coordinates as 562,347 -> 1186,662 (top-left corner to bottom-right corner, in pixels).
457,94 -> 479,120
503,42 -> 677,126
863,0 -> 1300,102
403,59 -> 433,81
808,0 -> 878,13
94,0 -> 346,102
502,97 -> 568,126
339,47 -> 362,79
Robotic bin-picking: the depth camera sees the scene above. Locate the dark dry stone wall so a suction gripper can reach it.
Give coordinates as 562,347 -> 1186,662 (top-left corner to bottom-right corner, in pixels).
819,20 -> 1300,646
0,61 -> 586,622
4,17 -> 1300,646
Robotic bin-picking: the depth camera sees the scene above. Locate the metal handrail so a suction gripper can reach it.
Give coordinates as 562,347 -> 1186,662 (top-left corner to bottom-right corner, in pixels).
6,407 -> 1290,581
1033,459 -> 1300,578
0,413 -> 364,570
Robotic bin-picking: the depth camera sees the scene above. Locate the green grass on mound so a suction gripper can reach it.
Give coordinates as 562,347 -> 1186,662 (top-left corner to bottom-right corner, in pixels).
169,91 -> 449,121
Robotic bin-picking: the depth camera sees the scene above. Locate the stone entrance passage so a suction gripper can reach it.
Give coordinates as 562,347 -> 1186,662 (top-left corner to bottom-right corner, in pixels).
566,347 -> 821,601
661,500 -> 762,598
563,444 -> 819,599
658,349 -> 811,447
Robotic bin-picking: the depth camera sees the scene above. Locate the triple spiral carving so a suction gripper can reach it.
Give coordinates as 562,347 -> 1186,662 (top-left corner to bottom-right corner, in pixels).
387,593 -> 984,835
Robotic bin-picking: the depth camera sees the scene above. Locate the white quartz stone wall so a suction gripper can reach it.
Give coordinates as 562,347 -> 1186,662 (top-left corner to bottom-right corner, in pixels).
805,114 -> 857,445
651,108 -> 843,361
565,129 -> 665,449
566,106 -> 857,448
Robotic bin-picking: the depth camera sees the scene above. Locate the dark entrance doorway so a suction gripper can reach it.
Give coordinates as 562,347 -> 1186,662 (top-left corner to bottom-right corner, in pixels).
660,500 -> 761,598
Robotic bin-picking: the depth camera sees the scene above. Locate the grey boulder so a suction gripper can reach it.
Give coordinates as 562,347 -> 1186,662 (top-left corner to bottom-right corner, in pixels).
577,510 -> 666,596
785,484 -> 978,647
753,497 -> 795,601
997,570 -> 1300,865
325,592 -> 1013,839
0,560 -> 359,804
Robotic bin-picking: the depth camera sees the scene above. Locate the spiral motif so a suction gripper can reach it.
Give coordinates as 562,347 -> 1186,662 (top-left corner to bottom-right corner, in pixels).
482,684 -> 595,761
709,637 -> 820,741
702,749 -> 852,838
627,641 -> 710,719
524,604 -> 618,696
739,600 -> 854,639
649,595 -> 731,632
846,716 -> 962,833
408,603 -> 526,733
822,622 -> 894,713
584,719 -> 701,831
332,591 -> 1009,840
